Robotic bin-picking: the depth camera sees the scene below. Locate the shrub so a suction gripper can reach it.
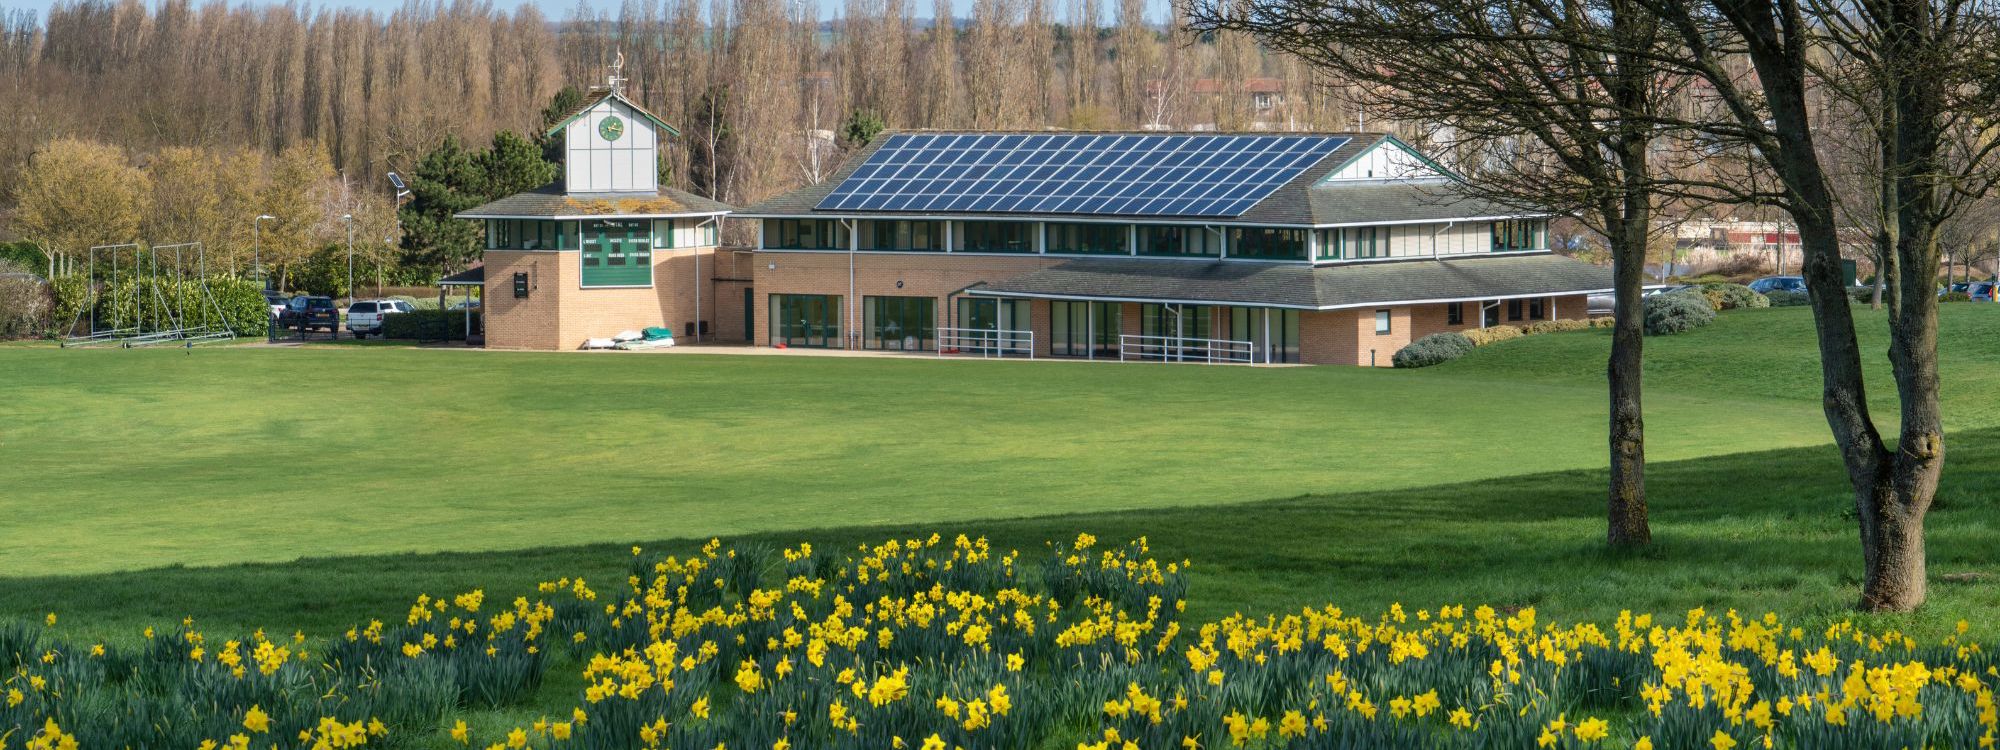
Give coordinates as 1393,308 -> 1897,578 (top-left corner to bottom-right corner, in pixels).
88,276 -> 268,337
1461,325 -> 1523,346
1941,291 -> 1972,303
1643,290 -> 1716,335
1588,316 -> 1618,328
1698,282 -> 1769,310
1849,286 -> 1879,304
1392,332 -> 1475,368
387,294 -> 441,311
382,308 -> 481,340
1766,289 -> 1811,307
0,261 -> 51,339
1523,319 -> 1589,335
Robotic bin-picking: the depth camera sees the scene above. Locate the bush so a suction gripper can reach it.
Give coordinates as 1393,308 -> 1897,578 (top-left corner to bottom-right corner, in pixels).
382,308 -> 481,340
1849,286 -> 1879,304
87,276 -> 268,337
1766,289 -> 1811,307
387,294 -> 442,311
1941,291 -> 1972,303
1697,282 -> 1769,310
1643,290 -> 1716,335
1523,319 -> 1590,335
1392,332 -> 1475,368
1461,325 -> 1523,346
0,261 -> 51,338
1589,316 -> 1618,328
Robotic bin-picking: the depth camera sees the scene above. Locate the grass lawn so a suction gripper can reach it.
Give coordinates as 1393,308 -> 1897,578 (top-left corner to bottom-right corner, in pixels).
2,304 -> 1997,646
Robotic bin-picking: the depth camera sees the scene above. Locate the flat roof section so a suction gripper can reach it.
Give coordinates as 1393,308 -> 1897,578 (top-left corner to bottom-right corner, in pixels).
458,181 -> 734,220
964,253 -> 1614,310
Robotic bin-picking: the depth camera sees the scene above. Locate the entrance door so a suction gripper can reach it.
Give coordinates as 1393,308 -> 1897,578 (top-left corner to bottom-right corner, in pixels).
743,287 -> 754,342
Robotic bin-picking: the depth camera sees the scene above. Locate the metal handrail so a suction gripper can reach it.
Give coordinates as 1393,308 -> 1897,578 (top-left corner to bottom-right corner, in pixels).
936,327 -> 1035,358
1119,334 -> 1255,364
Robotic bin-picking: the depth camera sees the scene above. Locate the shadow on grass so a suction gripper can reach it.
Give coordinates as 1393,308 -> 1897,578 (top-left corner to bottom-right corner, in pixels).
8,428 -> 1996,642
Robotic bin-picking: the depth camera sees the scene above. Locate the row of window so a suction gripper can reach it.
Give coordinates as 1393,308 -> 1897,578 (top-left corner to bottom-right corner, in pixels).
761,218 -> 1544,261
485,218 -> 719,253
1442,298 -> 1549,326
769,294 -> 1302,362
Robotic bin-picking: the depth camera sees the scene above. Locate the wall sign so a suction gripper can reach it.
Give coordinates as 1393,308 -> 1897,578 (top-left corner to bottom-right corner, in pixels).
513,272 -> 529,298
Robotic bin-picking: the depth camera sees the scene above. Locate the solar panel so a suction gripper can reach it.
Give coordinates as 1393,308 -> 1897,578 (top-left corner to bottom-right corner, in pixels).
814,133 -> 1351,218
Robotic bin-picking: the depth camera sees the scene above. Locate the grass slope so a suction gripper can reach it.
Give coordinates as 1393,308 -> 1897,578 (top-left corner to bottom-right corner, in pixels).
2,304 -> 1996,642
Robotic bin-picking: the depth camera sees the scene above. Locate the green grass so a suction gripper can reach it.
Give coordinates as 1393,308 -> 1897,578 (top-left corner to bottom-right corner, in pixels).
2,304 -> 1997,645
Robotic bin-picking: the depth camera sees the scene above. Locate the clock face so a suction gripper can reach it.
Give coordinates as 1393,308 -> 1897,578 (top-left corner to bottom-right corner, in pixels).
599,116 -> 625,142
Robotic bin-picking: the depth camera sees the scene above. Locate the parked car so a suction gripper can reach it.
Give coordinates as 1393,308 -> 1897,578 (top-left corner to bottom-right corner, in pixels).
1748,276 -> 1807,294
448,299 -> 482,310
1970,281 -> 1998,302
279,295 -> 338,332
262,290 -> 289,319
344,299 -> 414,338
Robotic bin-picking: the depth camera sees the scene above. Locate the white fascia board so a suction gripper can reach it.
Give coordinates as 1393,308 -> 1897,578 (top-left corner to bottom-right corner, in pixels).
1307,214 -> 1552,229
961,288 -> 1320,310
1312,288 -> 1613,311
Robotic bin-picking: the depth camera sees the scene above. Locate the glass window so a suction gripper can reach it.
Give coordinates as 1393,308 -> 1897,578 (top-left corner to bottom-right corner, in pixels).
1315,228 -> 1343,260
1137,225 -> 1221,258
580,219 -> 653,287
1228,227 -> 1307,261
1508,299 -> 1524,321
1228,307 -> 1300,363
1339,226 -> 1387,259
1528,297 -> 1546,320
1374,309 -> 1391,334
956,221 -> 1035,253
953,298 -> 1031,355
653,218 -> 676,249
855,220 -> 943,251
770,294 -> 842,347
1051,300 -> 1120,357
863,296 -> 935,350
1139,303 -> 1215,360
764,219 -> 843,250
1492,219 -> 1542,251
1046,223 -> 1129,255
1447,302 -> 1464,325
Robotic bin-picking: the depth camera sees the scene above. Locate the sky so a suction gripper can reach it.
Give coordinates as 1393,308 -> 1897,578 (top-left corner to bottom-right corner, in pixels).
4,0 -> 1173,23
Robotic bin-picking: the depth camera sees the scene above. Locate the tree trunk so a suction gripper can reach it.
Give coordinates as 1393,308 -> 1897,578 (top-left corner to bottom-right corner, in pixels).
1606,207 -> 1650,547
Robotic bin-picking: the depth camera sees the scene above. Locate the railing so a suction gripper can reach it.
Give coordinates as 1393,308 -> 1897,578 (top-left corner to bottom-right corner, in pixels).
936,327 -> 1035,359
1119,334 -> 1255,364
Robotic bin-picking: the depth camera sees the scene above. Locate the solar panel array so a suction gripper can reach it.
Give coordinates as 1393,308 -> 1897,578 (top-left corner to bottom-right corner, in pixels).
814,133 -> 1351,217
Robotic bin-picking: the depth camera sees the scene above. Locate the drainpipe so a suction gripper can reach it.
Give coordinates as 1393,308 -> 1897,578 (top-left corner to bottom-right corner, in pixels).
842,218 -> 858,349
1433,220 -> 1455,259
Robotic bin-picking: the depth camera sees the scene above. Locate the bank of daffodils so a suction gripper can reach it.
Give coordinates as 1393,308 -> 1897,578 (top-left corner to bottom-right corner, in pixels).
3,534 -> 1995,749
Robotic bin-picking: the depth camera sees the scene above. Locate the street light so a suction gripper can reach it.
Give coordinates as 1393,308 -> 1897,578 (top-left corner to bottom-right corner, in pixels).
341,214 -> 354,304
253,214 -> 276,288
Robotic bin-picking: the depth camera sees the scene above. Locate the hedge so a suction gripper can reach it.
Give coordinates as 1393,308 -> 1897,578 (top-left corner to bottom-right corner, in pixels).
1391,331 -> 1475,368
382,308 -> 482,340
50,274 -> 266,337
1766,289 -> 1811,307
1643,290 -> 1716,335
1697,282 -> 1769,310
1522,319 -> 1590,335
1461,325 -> 1523,346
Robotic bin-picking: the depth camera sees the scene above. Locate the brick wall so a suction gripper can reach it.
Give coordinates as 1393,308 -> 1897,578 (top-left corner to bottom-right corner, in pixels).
483,245 -> 720,350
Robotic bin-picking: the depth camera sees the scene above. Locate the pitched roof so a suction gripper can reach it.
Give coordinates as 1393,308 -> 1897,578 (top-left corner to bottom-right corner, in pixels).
439,266 -> 484,286
964,253 -> 1613,310
457,181 -> 734,219
735,131 -> 1538,226
543,88 -> 681,139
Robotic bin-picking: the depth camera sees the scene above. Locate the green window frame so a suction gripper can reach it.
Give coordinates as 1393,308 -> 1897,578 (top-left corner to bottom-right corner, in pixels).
580,219 -> 653,287
1050,300 -> 1120,357
764,219 -> 844,250
1227,227 -> 1308,261
488,220 -> 565,251
770,294 -> 842,347
1045,223 -> 1129,255
956,221 -> 1035,253
863,296 -> 935,350
1137,225 -> 1220,258
653,219 -> 677,249
1492,219 -> 1542,251
1347,227 -> 1387,259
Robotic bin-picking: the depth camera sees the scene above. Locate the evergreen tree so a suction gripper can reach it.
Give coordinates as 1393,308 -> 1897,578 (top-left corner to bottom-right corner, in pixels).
536,86 -> 585,165
480,130 -> 558,196
841,109 -> 887,148
399,135 -> 487,274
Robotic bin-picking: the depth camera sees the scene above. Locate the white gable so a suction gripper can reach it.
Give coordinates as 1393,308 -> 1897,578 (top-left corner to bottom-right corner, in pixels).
565,97 -> 659,194
1322,139 -> 1444,182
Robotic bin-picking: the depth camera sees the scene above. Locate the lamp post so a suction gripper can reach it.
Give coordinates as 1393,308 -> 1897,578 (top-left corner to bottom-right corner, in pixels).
342,214 -> 354,303
253,214 -> 276,289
